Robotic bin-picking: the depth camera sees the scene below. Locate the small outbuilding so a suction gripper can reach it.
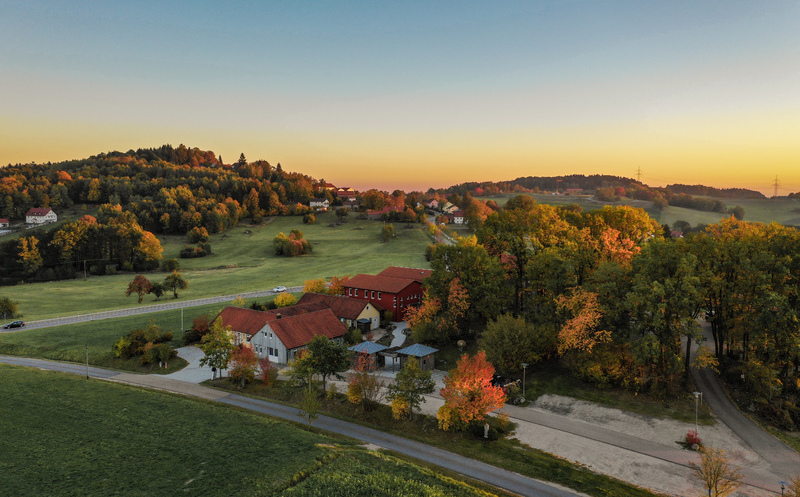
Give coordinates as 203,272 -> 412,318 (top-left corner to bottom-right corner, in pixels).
348,341 -> 387,370
396,343 -> 439,371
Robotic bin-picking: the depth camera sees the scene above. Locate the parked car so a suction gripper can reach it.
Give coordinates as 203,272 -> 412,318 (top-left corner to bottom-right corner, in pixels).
3,320 -> 25,329
272,286 -> 287,293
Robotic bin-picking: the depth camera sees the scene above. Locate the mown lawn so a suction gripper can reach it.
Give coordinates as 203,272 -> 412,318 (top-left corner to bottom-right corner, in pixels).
0,212 -> 430,321
0,300 -> 243,370
1,364 -> 501,497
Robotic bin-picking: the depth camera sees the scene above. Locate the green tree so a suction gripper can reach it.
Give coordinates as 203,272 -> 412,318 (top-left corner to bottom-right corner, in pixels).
161,258 -> 180,272
164,271 -> 188,298
381,223 -> 395,243
481,313 -> 555,375
386,357 -> 435,419
335,207 -> 348,223
0,296 -> 19,319
199,321 -> 235,378
298,382 -> 320,426
150,282 -> 165,301
305,335 -> 350,394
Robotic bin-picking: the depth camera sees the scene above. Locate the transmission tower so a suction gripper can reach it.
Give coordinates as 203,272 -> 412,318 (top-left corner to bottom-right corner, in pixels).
773,175 -> 780,198
636,167 -> 642,183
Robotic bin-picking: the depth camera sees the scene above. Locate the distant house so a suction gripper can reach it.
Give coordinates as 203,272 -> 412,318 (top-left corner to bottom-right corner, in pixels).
0,219 -> 9,228
426,200 -> 439,209
296,292 -> 382,330
366,205 -> 402,220
322,182 -> 337,191
452,210 -> 466,225
212,304 -> 346,364
335,187 -> 357,199
342,267 -> 432,321
342,197 -> 360,209
26,208 -> 57,225
309,198 -> 330,209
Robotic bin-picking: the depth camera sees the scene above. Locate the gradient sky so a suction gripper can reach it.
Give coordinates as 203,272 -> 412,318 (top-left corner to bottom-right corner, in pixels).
2,1 -> 799,195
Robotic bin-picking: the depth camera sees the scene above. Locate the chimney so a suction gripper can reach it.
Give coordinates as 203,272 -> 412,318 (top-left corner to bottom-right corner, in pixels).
276,313 -> 282,320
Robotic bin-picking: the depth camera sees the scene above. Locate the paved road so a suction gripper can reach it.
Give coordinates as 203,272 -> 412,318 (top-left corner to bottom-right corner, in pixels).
691,321 -> 800,480
0,355 -> 582,497
2,287 -> 303,332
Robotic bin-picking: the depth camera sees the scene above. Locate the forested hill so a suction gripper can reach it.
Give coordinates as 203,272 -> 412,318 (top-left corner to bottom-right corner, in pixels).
441,175 -> 765,200
0,144 -> 329,234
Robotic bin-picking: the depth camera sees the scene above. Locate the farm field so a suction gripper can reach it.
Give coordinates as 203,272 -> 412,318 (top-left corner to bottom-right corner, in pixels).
0,212 -> 431,321
0,364 -> 495,497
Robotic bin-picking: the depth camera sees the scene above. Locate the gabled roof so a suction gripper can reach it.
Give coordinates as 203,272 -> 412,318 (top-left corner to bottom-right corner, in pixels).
397,344 -> 439,357
0,218 -> 9,223
213,302 -> 330,336
296,292 -> 382,319
269,308 -> 347,350
453,210 -> 465,217
348,341 -> 387,354
26,207 -> 54,217
342,274 -> 417,294
377,266 -> 432,284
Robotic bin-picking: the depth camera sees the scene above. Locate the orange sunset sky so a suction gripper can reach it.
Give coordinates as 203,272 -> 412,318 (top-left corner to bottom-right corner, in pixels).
2,1 -> 799,196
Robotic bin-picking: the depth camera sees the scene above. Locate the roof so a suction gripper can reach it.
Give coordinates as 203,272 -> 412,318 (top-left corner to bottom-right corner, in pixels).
213,302 -> 330,336
0,218 -> 9,223
296,292 -> 382,319
268,308 -> 347,350
377,266 -> 432,284
396,344 -> 439,357
26,207 -> 54,217
342,274 -> 417,294
348,341 -> 388,354
453,210 -> 465,217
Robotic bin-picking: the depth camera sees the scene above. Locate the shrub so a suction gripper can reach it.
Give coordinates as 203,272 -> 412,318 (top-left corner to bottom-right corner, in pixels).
685,430 -> 702,449
187,226 -> 210,243
391,397 -> 410,420
161,258 -> 180,272
303,213 -> 316,224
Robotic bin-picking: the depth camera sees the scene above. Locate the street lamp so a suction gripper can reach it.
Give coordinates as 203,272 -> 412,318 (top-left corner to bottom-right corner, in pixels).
780,480 -> 786,496
693,391 -> 703,435
521,363 -> 529,399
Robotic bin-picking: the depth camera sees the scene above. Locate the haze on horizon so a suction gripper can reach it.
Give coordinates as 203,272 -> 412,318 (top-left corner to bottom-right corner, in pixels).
2,1 -> 799,197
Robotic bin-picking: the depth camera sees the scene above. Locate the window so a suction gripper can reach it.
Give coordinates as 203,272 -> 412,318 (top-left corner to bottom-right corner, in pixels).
269,333 -> 273,339
377,292 -> 381,299
355,289 -> 359,297
348,288 -> 352,296
371,291 -> 375,299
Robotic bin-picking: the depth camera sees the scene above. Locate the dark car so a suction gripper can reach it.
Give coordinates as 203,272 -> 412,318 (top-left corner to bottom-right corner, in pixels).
3,320 -> 25,329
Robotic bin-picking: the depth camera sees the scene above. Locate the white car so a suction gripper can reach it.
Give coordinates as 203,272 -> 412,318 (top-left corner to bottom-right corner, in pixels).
272,286 -> 287,293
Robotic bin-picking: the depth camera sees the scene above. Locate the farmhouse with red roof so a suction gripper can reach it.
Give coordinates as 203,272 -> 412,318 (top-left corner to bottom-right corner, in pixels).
212,303 -> 346,364
26,208 -> 57,225
296,292 -> 382,330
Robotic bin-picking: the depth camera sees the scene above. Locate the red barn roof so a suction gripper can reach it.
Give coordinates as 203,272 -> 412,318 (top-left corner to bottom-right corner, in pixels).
213,302 -> 330,337
268,308 -> 347,350
377,266 -> 432,284
343,274 -> 417,294
26,207 -> 54,217
297,293 -> 382,319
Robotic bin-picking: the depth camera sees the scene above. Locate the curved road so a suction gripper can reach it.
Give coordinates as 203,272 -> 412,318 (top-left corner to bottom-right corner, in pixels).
2,286 -> 303,332
0,355 -> 581,497
690,320 -> 800,479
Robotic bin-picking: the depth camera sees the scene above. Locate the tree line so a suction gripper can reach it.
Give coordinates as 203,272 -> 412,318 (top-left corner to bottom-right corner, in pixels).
411,195 -> 800,430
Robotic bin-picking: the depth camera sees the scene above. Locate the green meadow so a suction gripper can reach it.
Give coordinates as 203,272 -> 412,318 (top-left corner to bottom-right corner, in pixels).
1,212 -> 431,321
0,364 -> 496,497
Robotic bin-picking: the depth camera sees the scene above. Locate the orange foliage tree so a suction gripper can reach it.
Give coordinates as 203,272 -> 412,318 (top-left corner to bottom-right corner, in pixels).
125,275 -> 153,303
229,346 -> 259,386
437,351 -> 506,431
556,289 -> 611,354
328,275 -> 351,296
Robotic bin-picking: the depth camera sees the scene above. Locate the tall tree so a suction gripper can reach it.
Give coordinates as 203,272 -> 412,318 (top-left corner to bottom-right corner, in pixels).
437,352 -> 506,431
386,357 -> 435,420
199,321 -> 235,379
690,446 -> 743,497
304,335 -> 350,394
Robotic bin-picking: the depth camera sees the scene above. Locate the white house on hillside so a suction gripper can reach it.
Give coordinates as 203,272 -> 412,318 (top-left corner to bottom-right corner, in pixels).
26,208 -> 57,225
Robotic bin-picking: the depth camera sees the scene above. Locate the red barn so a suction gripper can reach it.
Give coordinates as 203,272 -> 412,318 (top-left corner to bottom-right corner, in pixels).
341,267 -> 432,321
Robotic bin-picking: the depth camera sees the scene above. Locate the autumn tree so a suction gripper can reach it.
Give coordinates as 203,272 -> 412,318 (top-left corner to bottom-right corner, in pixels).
164,271 -> 188,298
229,346 -> 259,387
17,236 -> 43,275
690,446 -> 743,497
437,352 -> 506,431
303,278 -> 327,293
347,353 -> 384,410
199,321 -> 235,379
125,275 -> 153,303
386,357 -> 435,419
259,357 -> 277,386
327,275 -> 350,295
274,292 -> 297,307
556,289 -> 611,355
381,223 -> 395,243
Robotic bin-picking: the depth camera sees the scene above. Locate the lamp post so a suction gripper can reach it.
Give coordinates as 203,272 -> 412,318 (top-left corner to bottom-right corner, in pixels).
693,391 -> 703,435
521,363 -> 528,399
780,481 -> 786,496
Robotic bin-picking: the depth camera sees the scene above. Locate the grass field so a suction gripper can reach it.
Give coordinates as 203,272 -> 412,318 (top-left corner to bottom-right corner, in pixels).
1,364 -> 497,497
0,212 -> 431,321
0,299 -> 263,369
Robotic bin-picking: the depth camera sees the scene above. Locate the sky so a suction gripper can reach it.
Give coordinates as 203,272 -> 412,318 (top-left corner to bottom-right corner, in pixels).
1,1 -> 799,195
